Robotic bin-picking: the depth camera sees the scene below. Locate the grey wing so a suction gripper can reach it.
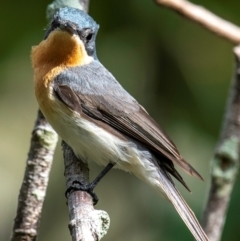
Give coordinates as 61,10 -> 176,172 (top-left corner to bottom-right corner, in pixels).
54,60 -> 203,182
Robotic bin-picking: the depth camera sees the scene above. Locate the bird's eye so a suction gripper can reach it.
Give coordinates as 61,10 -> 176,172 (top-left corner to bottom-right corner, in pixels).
86,33 -> 93,42
81,28 -> 93,43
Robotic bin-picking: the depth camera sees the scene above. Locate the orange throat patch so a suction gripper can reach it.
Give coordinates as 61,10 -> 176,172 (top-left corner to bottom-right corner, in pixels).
31,29 -> 93,109
31,30 -> 93,82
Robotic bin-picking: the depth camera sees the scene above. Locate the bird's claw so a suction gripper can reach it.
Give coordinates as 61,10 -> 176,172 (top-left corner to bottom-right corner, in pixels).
65,181 -> 99,205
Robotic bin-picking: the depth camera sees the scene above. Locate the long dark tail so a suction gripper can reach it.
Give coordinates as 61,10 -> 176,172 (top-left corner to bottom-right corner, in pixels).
154,168 -> 209,241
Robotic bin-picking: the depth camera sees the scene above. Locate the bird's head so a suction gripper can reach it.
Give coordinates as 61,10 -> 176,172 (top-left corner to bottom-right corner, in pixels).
45,7 -> 99,60
32,7 -> 99,70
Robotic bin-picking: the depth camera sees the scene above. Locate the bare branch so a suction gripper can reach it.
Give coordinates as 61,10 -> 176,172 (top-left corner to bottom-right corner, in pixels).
155,0 -> 240,44
202,46 -> 240,241
63,142 -> 110,241
11,110 -> 58,241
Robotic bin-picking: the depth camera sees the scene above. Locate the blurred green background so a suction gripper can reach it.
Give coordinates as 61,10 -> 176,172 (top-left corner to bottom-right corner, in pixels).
1,0 -> 240,240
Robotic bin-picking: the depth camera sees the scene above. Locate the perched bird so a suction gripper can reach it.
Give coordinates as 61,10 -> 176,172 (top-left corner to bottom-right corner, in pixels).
32,7 -> 209,241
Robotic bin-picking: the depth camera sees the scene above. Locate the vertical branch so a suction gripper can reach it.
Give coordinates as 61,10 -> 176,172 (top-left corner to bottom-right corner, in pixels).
63,142 -> 110,241
11,111 -> 58,241
202,46 -> 240,241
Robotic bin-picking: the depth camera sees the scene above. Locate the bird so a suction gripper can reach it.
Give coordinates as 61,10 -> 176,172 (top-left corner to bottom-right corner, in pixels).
31,7 -> 209,241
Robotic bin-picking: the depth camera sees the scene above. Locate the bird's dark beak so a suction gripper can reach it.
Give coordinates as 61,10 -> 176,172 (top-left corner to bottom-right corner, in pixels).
44,20 -> 78,39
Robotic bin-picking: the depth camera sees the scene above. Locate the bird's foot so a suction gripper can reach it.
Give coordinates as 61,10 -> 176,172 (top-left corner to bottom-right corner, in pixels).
65,180 -> 99,205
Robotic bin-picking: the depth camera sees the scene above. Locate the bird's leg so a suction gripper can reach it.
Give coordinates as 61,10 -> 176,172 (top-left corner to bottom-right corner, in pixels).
89,162 -> 116,189
66,162 -> 115,205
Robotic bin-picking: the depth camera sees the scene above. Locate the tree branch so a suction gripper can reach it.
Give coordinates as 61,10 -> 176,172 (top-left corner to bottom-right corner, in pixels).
11,110 -> 58,241
155,0 -> 240,44
63,142 -> 110,241
202,46 -> 240,241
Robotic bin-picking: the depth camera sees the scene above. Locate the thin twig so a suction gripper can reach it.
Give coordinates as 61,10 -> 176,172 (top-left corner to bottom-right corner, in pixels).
11,110 -> 58,241
155,0 -> 240,44
202,46 -> 240,241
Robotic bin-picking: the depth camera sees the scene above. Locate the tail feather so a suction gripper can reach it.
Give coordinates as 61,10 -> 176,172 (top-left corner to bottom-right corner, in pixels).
156,168 -> 209,241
